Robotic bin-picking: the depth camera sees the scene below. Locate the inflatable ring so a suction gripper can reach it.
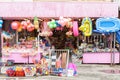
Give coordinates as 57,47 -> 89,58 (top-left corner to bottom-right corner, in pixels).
73,21 -> 79,37
79,17 -> 92,36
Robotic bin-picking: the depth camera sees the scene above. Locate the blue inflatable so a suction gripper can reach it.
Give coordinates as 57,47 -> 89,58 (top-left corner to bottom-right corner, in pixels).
0,24 -> 2,28
0,19 -> 3,28
0,20 -> 3,24
93,30 -> 110,35
96,18 -> 120,33
116,31 -> 120,44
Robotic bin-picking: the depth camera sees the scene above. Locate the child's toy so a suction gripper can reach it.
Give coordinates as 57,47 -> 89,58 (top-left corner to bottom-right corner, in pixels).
51,68 -> 63,76
15,66 -> 25,77
79,17 -> 92,36
33,57 -> 50,76
68,63 -> 77,76
24,67 -> 36,76
6,67 -> 16,77
6,60 -> 14,66
6,66 -> 25,77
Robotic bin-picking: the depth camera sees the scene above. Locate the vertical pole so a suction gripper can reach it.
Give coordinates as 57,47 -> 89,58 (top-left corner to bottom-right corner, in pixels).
77,37 -> 79,48
66,49 -> 69,76
0,28 -> 2,57
110,34 -> 113,66
16,31 -> 18,44
113,32 -> 116,65
37,34 -> 40,60
0,18 -> 2,59
119,44 -> 120,64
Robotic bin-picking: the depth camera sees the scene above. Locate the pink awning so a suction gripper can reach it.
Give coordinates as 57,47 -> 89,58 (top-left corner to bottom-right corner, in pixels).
0,2 -> 118,18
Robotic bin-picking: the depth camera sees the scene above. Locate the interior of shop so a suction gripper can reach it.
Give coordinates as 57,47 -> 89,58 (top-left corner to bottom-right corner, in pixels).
2,18 -> 120,58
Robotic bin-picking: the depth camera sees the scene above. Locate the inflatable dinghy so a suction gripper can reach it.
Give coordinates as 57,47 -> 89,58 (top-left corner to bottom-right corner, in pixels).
96,18 -> 120,33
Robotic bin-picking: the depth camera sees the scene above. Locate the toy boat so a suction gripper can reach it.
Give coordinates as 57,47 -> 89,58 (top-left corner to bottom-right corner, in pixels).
79,17 -> 92,36
96,18 -> 120,33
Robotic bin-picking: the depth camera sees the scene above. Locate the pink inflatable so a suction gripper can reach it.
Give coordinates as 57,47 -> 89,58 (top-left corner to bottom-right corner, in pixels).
73,21 -> 79,37
68,63 -> 77,71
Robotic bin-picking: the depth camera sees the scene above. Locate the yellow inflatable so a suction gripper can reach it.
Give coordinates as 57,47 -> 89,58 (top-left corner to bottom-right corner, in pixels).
79,17 -> 92,36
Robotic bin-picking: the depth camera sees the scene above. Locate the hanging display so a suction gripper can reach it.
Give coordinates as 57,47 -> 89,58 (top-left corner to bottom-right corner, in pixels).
34,16 -> 39,29
0,19 -> 3,28
11,21 -> 20,30
96,17 -> 120,33
79,17 -> 92,36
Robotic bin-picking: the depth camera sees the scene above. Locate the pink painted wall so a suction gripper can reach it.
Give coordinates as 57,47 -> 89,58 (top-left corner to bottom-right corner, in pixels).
0,2 -> 118,18
2,53 -> 41,63
83,52 -> 120,63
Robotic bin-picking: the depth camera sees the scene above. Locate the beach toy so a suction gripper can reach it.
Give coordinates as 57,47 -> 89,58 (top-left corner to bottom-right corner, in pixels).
47,19 -> 57,29
40,21 -> 53,36
73,21 -> 79,37
0,19 -> 3,28
21,21 -> 27,29
66,31 -> 73,36
96,17 -> 120,32
58,68 -> 63,73
15,66 -> 25,77
27,24 -> 35,32
68,63 -> 77,75
58,18 -> 66,27
55,20 -> 61,27
79,17 -> 92,36
116,31 -> 120,44
66,22 -> 73,28
0,20 -> 3,24
17,26 -> 22,32
0,24 -> 2,28
93,30 -> 110,35
34,16 -> 39,29
2,31 -> 13,39
11,21 -> 20,30
6,67 -> 16,77
26,20 -> 31,25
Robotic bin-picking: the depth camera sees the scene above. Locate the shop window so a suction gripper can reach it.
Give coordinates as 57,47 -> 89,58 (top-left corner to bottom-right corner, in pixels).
79,34 -> 119,53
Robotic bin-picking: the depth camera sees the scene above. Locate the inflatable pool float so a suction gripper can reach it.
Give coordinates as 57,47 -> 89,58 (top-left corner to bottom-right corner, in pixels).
96,18 -> 120,33
79,17 -> 92,36
116,31 -> 120,44
93,30 -> 110,35
73,21 -> 79,37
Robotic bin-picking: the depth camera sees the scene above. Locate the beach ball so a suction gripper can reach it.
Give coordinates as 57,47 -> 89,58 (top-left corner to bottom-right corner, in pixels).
55,21 -> 61,27
21,21 -> 27,29
17,26 -> 22,32
26,20 -> 31,25
58,20 -> 66,27
27,24 -> 35,32
0,20 -> 3,24
11,21 -> 20,30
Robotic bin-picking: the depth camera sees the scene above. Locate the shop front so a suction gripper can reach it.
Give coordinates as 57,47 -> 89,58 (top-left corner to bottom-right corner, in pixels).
0,2 -> 119,76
